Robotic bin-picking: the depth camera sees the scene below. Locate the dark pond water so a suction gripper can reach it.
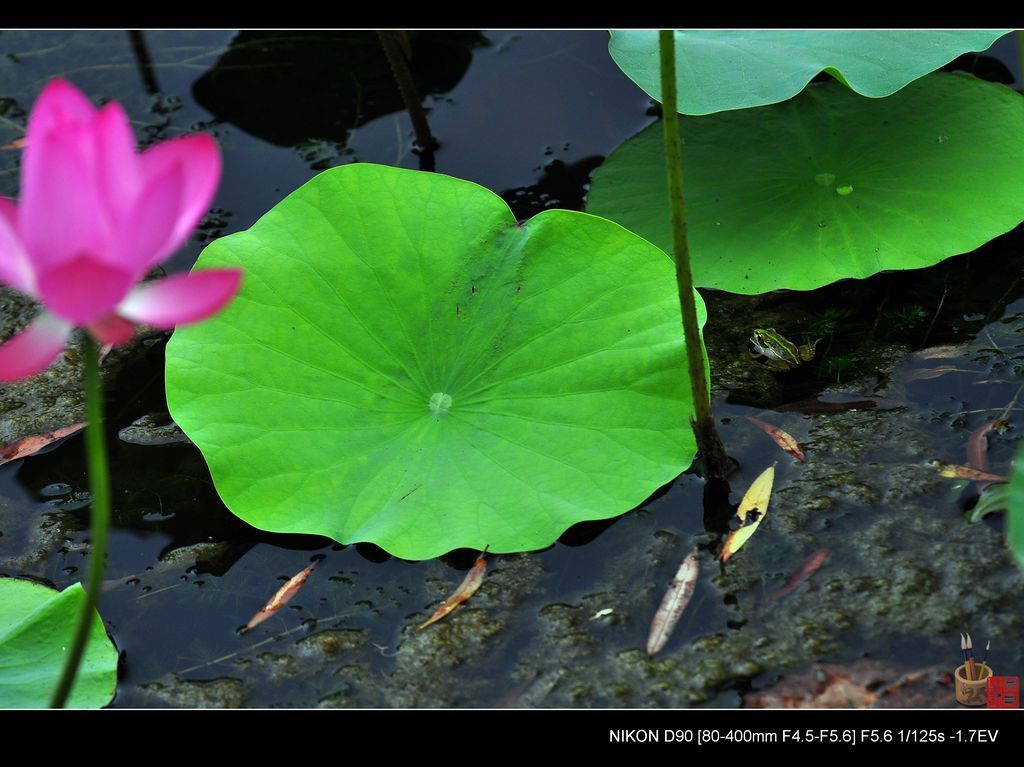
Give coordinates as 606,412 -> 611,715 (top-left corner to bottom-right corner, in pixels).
1,30 -> 1024,708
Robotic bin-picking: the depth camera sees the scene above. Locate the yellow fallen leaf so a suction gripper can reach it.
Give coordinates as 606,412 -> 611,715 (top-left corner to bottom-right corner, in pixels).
721,465 -> 775,562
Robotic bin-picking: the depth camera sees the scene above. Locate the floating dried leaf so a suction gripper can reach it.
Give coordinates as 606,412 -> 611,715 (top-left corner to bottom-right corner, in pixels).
745,416 -> 805,461
1,136 -> 26,150
935,462 -> 1008,483
242,563 -> 316,632
772,549 -> 827,601
0,423 -> 87,466
904,365 -> 970,381
647,546 -> 699,656
721,466 -> 775,562
417,548 -> 488,630
915,344 -> 967,360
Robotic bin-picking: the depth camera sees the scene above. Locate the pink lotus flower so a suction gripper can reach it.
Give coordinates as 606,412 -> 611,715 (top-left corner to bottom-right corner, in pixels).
0,79 -> 241,381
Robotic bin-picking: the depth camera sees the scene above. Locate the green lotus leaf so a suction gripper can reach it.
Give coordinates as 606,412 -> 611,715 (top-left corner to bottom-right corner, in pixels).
0,579 -> 118,708
587,73 -> 1024,294
165,164 -> 702,560
609,29 -> 1011,115
1010,446 -> 1024,570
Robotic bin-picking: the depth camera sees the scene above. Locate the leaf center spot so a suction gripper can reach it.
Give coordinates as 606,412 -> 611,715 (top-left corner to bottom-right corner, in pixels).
814,172 -> 836,187
428,392 -> 453,418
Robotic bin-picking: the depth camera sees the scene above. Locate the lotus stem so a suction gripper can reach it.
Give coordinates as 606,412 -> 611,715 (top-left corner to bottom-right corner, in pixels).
1018,31 -> 1024,92
128,30 -> 160,95
658,29 -> 729,480
378,30 -> 437,171
50,334 -> 111,708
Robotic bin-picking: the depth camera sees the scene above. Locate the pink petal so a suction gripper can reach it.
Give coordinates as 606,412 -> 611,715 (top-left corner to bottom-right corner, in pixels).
24,80 -> 96,141
86,313 -> 135,345
0,197 -> 34,294
36,255 -> 136,325
0,312 -> 72,382
0,196 -> 16,227
19,121 -> 108,272
119,269 -> 242,328
93,101 -> 140,224
137,134 -> 220,266
108,161 -> 185,273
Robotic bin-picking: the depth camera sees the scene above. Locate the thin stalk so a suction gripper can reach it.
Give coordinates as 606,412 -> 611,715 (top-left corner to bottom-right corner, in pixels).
128,30 -> 161,96
658,30 -> 729,480
378,31 -> 437,171
1018,30 -> 1024,91
50,335 -> 111,708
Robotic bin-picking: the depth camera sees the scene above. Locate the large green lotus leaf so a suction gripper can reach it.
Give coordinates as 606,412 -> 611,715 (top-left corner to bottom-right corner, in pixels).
587,73 -> 1024,294
0,579 -> 118,708
1011,446 -> 1024,570
165,164 -> 701,560
609,29 -> 1010,115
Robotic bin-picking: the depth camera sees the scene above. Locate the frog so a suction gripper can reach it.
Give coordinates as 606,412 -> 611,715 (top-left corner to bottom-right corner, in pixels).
750,328 -> 819,371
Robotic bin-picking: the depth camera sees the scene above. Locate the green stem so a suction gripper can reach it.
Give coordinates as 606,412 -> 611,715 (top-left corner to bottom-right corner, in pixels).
50,334 -> 111,708
658,29 -> 729,480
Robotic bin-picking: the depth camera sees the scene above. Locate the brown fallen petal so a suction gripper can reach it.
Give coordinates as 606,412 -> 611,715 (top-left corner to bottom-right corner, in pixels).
967,420 -> 997,475
242,563 -> 316,632
418,548 -> 489,630
745,416 -> 805,461
0,423 -> 87,466
721,466 -> 775,563
967,386 -> 1021,491
935,463 -> 1008,483
772,549 -> 827,602
647,546 -> 699,656
1,137 -> 26,150
744,660 -> 948,709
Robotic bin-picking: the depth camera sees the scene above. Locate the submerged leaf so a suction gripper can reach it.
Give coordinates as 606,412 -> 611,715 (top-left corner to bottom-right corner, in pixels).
647,546 -> 699,656
1010,448 -> 1024,570
166,164 -> 703,559
745,416 -> 805,461
772,549 -> 827,602
968,484 -> 1010,523
242,563 -> 316,632
0,422 -> 86,466
418,549 -> 488,630
721,466 -> 775,563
